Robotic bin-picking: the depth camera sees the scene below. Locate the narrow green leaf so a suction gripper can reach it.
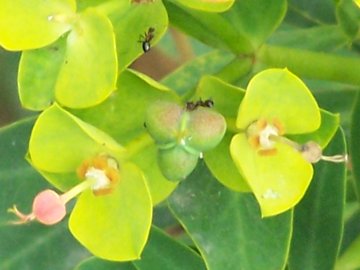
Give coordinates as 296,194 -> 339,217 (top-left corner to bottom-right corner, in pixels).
289,128 -> 346,270
286,0 -> 337,26
351,92 -> 360,202
168,162 -> 292,270
336,0 -> 360,39
0,118 -> 89,270
164,1 -> 252,53
162,50 -> 235,96
268,25 -> 349,52
165,0 -> 287,53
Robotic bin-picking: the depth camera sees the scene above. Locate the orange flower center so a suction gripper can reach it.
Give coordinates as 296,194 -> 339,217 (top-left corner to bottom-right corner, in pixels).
77,155 -> 119,195
246,119 -> 284,156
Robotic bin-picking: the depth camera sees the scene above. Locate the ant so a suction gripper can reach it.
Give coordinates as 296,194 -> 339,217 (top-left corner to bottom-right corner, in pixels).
186,98 -> 214,111
138,27 -> 155,53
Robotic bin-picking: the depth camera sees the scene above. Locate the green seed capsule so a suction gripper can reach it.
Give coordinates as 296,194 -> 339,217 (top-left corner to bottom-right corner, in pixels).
186,107 -> 226,151
145,100 -> 183,145
157,145 -> 199,182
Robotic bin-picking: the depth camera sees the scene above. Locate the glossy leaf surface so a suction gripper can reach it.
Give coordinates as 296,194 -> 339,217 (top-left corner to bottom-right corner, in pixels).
289,129 -> 346,270
0,0 -> 76,50
169,162 -> 292,270
0,118 -> 89,270
165,0 -> 286,53
350,93 -> 360,202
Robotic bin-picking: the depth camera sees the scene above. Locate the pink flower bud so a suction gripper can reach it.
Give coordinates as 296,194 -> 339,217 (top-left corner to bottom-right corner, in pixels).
32,189 -> 66,225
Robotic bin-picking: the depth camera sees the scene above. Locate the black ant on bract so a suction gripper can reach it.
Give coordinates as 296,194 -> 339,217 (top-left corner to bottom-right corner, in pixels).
138,27 -> 155,53
186,99 -> 214,111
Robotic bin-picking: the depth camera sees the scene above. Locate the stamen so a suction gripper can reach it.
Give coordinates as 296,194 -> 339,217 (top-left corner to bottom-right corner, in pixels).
258,124 -> 279,149
77,155 -> 120,195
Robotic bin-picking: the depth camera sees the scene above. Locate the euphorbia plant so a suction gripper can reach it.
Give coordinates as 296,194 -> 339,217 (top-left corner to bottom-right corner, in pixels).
0,0 -> 358,269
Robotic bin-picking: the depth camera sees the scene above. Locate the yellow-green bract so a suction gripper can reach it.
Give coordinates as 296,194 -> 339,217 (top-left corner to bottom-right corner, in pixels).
230,68 -> 321,217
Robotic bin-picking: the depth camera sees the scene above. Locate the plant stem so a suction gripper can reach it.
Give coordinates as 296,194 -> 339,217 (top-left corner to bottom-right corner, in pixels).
257,44 -> 360,85
215,56 -> 252,84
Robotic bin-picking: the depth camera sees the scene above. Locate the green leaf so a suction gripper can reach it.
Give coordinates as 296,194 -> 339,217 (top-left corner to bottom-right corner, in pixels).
29,104 -> 124,188
0,118 -> 89,270
76,226 -> 206,270
236,68 -> 321,134
336,0 -> 360,40
0,0 -> 76,50
69,163 -> 152,261
168,162 -> 292,270
18,8 -> 117,109
285,0 -> 337,27
109,0 -> 168,72
162,50 -> 235,96
77,258 -> 135,270
165,0 -> 287,53
336,234 -> 360,270
350,92 -> 360,202
173,0 -> 234,12
133,226 -> 206,270
289,128 -> 346,270
268,25 -> 349,52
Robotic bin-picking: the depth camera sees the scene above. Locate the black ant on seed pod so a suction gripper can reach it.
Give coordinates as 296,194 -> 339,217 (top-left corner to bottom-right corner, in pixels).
138,27 -> 155,53
186,99 -> 214,111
